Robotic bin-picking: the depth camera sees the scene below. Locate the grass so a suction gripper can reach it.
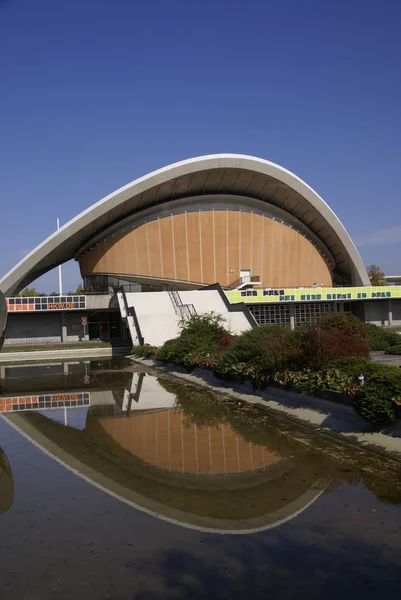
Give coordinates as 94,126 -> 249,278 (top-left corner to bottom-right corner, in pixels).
1,341 -> 129,353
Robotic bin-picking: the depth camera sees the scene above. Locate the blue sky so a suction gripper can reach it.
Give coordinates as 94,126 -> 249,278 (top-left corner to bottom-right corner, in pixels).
1,0 -> 400,292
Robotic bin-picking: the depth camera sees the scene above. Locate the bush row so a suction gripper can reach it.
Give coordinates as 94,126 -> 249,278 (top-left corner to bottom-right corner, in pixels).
132,313 -> 401,425
365,323 -> 401,351
385,344 -> 401,355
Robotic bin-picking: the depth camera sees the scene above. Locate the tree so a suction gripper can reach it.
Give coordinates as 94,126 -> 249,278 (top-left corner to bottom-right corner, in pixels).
367,265 -> 387,286
76,283 -> 84,295
21,287 -> 40,297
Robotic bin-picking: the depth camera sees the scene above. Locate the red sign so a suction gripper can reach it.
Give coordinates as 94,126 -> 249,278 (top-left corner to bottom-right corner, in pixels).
81,316 -> 88,326
84,375 -> 90,385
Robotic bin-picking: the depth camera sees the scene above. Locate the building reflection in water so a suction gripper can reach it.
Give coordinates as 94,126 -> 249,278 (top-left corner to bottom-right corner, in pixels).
1,365 -> 327,534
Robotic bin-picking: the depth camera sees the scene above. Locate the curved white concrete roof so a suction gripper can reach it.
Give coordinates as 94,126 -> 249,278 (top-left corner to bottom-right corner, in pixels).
0,154 -> 369,294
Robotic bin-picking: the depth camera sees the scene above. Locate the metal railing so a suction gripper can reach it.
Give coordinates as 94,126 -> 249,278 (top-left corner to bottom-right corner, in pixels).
226,275 -> 260,290
167,285 -> 197,320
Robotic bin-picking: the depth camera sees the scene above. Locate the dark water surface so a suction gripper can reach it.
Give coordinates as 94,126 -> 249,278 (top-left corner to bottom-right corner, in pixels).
0,358 -> 400,599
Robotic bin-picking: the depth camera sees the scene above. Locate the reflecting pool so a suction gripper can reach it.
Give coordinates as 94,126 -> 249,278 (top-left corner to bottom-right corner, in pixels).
0,358 -> 400,599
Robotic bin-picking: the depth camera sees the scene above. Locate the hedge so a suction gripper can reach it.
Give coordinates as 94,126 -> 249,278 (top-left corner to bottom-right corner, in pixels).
132,313 -> 401,426
365,324 -> 401,351
385,344 -> 401,355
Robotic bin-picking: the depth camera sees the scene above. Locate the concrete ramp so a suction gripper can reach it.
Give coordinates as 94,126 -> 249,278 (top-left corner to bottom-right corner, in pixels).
124,291 -> 181,347
120,288 -> 253,347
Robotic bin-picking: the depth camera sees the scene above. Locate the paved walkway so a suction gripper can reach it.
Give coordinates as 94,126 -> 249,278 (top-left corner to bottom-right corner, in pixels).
370,351 -> 401,367
0,347 -> 129,363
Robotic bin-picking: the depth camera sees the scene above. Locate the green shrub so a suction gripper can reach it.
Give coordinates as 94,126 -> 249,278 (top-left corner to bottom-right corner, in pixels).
354,391 -> 396,425
318,312 -> 368,340
300,326 -> 370,369
220,326 -> 303,372
330,357 -> 401,424
327,357 -> 370,379
157,338 -> 189,364
385,344 -> 401,355
219,325 -> 280,366
157,313 -> 230,367
131,344 -> 157,358
365,324 -> 400,351
273,367 -> 358,396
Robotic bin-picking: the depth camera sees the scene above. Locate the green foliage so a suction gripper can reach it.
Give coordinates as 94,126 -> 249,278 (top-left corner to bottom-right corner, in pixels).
330,357 -> 401,424
76,283 -> 84,295
300,326 -> 370,369
274,367 -> 357,397
299,313 -> 369,369
155,311 -> 400,426
220,326 -> 303,373
157,313 -> 230,367
158,378 -> 228,427
365,323 -> 400,351
367,264 -> 387,286
385,344 -> 401,355
328,357 -> 370,377
318,312 -> 368,340
21,287 -> 40,297
179,312 -> 228,341
354,392 -> 396,426
131,344 -> 157,358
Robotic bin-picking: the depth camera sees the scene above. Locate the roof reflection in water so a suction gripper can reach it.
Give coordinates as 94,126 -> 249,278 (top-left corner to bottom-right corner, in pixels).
2,367 -> 327,534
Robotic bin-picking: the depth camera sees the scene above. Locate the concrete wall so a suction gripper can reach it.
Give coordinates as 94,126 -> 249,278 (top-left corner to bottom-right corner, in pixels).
390,299 -> 401,326
62,312 -> 88,342
4,312 -> 89,345
5,313 -> 62,344
364,301 -> 390,327
86,294 -> 116,310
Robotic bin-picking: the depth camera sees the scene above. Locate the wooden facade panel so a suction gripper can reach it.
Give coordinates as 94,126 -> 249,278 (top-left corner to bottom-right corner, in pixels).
271,221 -> 281,286
297,235 -> 312,287
200,211 -> 214,283
121,231 -> 136,276
186,212 -> 202,283
159,216 -> 175,279
146,221 -> 162,278
287,228 -> 298,287
133,226 -> 149,276
227,210 -> 240,286
240,211 -> 252,271
214,211 -> 228,286
80,211 -> 332,287
172,213 -> 188,282
251,212 -> 263,280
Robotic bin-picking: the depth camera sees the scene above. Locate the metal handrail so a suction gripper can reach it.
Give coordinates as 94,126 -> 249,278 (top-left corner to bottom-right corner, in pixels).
167,285 -> 182,314
167,285 -> 197,320
226,275 -> 260,290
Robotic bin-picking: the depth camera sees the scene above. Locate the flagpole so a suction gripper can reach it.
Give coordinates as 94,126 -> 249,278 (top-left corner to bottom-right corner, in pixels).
57,218 -> 63,295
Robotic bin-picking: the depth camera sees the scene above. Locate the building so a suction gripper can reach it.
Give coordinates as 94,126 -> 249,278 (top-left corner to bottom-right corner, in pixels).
0,154 -> 370,296
0,154 -> 400,345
